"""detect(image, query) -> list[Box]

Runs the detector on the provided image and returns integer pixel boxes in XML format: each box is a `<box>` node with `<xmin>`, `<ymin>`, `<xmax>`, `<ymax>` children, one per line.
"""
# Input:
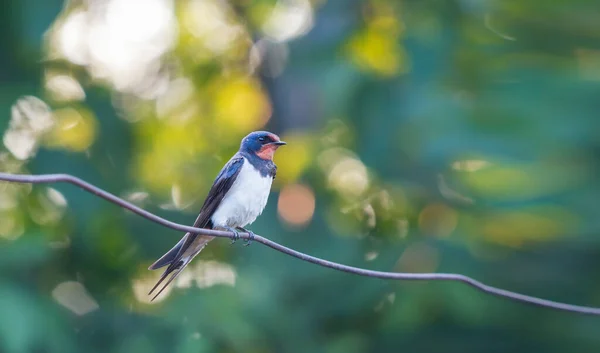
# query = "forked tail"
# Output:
<box><xmin>147</xmin><ymin>233</ymin><xmax>214</xmax><ymax>301</ymax></box>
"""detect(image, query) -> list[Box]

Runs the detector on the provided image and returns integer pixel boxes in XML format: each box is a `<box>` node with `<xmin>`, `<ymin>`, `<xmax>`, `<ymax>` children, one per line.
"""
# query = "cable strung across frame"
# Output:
<box><xmin>0</xmin><ymin>172</ymin><xmax>599</xmax><ymax>316</ymax></box>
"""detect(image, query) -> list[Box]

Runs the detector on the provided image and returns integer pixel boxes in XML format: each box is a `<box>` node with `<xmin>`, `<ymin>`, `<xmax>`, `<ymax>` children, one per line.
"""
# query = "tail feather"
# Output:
<box><xmin>148</xmin><ymin>236</ymin><xmax>186</xmax><ymax>270</ymax></box>
<box><xmin>148</xmin><ymin>262</ymin><xmax>178</xmax><ymax>296</ymax></box>
<box><xmin>148</xmin><ymin>260</ymin><xmax>187</xmax><ymax>301</ymax></box>
<box><xmin>147</xmin><ymin>234</ymin><xmax>214</xmax><ymax>301</ymax></box>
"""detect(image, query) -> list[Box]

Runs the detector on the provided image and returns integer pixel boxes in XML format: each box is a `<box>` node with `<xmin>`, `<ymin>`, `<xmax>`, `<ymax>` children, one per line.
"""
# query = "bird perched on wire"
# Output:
<box><xmin>148</xmin><ymin>131</ymin><xmax>286</xmax><ymax>300</ymax></box>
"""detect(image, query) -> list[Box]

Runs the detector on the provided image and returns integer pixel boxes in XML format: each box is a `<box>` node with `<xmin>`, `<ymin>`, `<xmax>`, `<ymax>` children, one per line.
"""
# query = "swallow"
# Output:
<box><xmin>147</xmin><ymin>131</ymin><xmax>286</xmax><ymax>300</ymax></box>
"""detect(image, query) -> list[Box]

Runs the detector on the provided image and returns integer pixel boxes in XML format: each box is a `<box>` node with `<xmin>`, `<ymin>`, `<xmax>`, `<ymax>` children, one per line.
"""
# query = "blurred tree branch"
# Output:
<box><xmin>0</xmin><ymin>171</ymin><xmax>599</xmax><ymax>316</ymax></box>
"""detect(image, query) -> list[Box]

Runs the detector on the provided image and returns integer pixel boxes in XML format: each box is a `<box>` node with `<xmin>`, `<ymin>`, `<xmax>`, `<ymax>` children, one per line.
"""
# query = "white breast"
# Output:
<box><xmin>211</xmin><ymin>158</ymin><xmax>273</xmax><ymax>228</ymax></box>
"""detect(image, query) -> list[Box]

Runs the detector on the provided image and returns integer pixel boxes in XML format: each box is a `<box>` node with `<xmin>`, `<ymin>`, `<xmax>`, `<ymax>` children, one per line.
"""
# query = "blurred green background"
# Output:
<box><xmin>1</xmin><ymin>0</ymin><xmax>600</xmax><ymax>352</ymax></box>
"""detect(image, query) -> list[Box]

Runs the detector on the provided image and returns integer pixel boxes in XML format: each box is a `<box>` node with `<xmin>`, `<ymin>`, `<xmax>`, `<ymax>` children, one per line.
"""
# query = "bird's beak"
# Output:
<box><xmin>271</xmin><ymin>141</ymin><xmax>287</xmax><ymax>146</ymax></box>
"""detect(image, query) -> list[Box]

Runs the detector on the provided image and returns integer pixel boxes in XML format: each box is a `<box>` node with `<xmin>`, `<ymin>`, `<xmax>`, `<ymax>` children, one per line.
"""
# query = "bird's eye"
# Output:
<box><xmin>258</xmin><ymin>137</ymin><xmax>266</xmax><ymax>142</ymax></box>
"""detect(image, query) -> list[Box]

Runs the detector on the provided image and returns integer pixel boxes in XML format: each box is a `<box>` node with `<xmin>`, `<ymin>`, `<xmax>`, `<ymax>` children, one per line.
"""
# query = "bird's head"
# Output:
<box><xmin>240</xmin><ymin>131</ymin><xmax>286</xmax><ymax>160</ymax></box>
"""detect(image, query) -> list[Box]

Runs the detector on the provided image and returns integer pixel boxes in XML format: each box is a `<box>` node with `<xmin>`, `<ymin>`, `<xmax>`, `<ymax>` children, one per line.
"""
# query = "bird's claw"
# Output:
<box><xmin>243</xmin><ymin>230</ymin><xmax>255</xmax><ymax>247</ymax></box>
<box><xmin>228</xmin><ymin>227</ymin><xmax>254</xmax><ymax>246</ymax></box>
<box><xmin>235</xmin><ymin>227</ymin><xmax>255</xmax><ymax>246</ymax></box>
<box><xmin>226</xmin><ymin>227</ymin><xmax>240</xmax><ymax>244</ymax></box>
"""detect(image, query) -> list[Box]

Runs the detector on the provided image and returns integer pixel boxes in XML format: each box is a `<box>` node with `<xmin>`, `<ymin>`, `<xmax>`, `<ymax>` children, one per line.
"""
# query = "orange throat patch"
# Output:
<box><xmin>257</xmin><ymin>144</ymin><xmax>278</xmax><ymax>160</ymax></box>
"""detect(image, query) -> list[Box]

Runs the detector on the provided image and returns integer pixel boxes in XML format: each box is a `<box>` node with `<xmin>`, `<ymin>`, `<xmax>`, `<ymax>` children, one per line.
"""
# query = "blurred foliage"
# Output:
<box><xmin>1</xmin><ymin>0</ymin><xmax>600</xmax><ymax>352</ymax></box>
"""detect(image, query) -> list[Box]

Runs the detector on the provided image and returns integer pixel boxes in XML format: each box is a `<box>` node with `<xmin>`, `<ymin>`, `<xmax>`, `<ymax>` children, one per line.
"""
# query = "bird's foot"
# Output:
<box><xmin>225</xmin><ymin>227</ymin><xmax>240</xmax><ymax>244</ymax></box>
<box><xmin>237</xmin><ymin>227</ymin><xmax>255</xmax><ymax>246</ymax></box>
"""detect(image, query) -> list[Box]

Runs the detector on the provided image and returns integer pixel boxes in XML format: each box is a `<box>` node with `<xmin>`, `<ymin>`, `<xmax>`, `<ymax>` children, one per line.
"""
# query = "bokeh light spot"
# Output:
<box><xmin>365</xmin><ymin>251</ymin><xmax>379</xmax><ymax>261</ymax></box>
<box><xmin>44</xmin><ymin>107</ymin><xmax>97</xmax><ymax>152</ymax></box>
<box><xmin>278</xmin><ymin>183</ymin><xmax>316</xmax><ymax>228</ymax></box>
<box><xmin>479</xmin><ymin>206</ymin><xmax>578</xmax><ymax>247</ymax></box>
<box><xmin>52</xmin><ymin>0</ymin><xmax>177</xmax><ymax>96</ymax></box>
<box><xmin>132</xmin><ymin>260</ymin><xmax>236</xmax><ymax>304</ymax></box>
<box><xmin>134</xmin><ymin>116</ymin><xmax>208</xmax><ymax>194</ymax></box>
<box><xmin>183</xmin><ymin>0</ymin><xmax>244</xmax><ymax>55</ymax></box>
<box><xmin>0</xmin><ymin>209</ymin><xmax>24</xmax><ymax>240</ymax></box>
<box><xmin>4</xmin><ymin>96</ymin><xmax>54</xmax><ymax>160</ymax></box>
<box><xmin>273</xmin><ymin>133</ymin><xmax>313</xmax><ymax>183</ymax></box>
<box><xmin>460</xmin><ymin>160</ymin><xmax>591</xmax><ymax>201</ymax></box>
<box><xmin>45</xmin><ymin>73</ymin><xmax>86</xmax><ymax>102</ymax></box>
<box><xmin>345</xmin><ymin>9</ymin><xmax>407</xmax><ymax>77</ymax></box>
<box><xmin>52</xmin><ymin>281</ymin><xmax>99</xmax><ymax>316</ymax></box>
<box><xmin>395</xmin><ymin>242</ymin><xmax>439</xmax><ymax>274</ymax></box>
<box><xmin>327</xmin><ymin>157</ymin><xmax>369</xmax><ymax>198</ymax></box>
<box><xmin>262</xmin><ymin>0</ymin><xmax>314</xmax><ymax>42</ymax></box>
<box><xmin>29</xmin><ymin>188</ymin><xmax>68</xmax><ymax>226</ymax></box>
<box><xmin>213</xmin><ymin>76</ymin><xmax>272</xmax><ymax>134</ymax></box>
<box><xmin>451</xmin><ymin>159</ymin><xmax>491</xmax><ymax>172</ymax></box>
<box><xmin>418</xmin><ymin>203</ymin><xmax>458</xmax><ymax>238</ymax></box>
<box><xmin>57</xmin><ymin>10</ymin><xmax>88</xmax><ymax>65</ymax></box>
<box><xmin>132</xmin><ymin>272</ymin><xmax>172</xmax><ymax>304</ymax></box>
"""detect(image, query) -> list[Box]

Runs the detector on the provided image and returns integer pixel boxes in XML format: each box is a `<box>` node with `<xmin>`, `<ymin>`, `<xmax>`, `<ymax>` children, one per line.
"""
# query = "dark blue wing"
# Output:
<box><xmin>192</xmin><ymin>154</ymin><xmax>244</xmax><ymax>228</ymax></box>
<box><xmin>148</xmin><ymin>155</ymin><xmax>244</xmax><ymax>271</ymax></box>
